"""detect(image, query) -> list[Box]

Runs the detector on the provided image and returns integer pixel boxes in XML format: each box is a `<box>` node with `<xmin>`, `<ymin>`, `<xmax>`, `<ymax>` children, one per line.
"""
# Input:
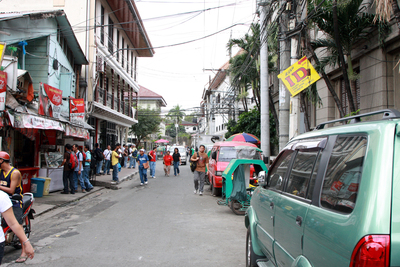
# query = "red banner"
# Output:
<box><xmin>70</xmin><ymin>98</ymin><xmax>85</xmax><ymax>126</ymax></box>
<box><xmin>39</xmin><ymin>83</ymin><xmax>62</xmax><ymax>118</ymax></box>
<box><xmin>0</xmin><ymin>71</ymin><xmax>7</xmax><ymax>111</ymax></box>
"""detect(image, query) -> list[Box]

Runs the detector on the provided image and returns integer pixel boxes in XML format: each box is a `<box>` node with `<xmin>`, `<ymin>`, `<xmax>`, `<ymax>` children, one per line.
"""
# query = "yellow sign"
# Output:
<box><xmin>277</xmin><ymin>56</ymin><xmax>320</xmax><ymax>97</ymax></box>
<box><xmin>0</xmin><ymin>43</ymin><xmax>5</xmax><ymax>65</ymax></box>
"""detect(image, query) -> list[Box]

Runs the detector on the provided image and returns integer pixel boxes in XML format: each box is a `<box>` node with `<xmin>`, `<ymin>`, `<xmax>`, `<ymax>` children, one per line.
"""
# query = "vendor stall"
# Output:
<box><xmin>38</xmin><ymin>151</ymin><xmax>64</xmax><ymax>192</ymax></box>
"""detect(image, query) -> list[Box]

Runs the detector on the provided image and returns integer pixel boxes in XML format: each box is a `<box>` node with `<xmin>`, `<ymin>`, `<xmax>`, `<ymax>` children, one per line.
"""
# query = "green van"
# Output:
<box><xmin>245</xmin><ymin>109</ymin><xmax>400</xmax><ymax>267</ymax></box>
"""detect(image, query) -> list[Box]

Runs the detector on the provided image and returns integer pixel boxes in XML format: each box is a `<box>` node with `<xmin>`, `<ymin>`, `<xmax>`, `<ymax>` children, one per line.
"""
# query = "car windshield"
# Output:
<box><xmin>169</xmin><ymin>147</ymin><xmax>185</xmax><ymax>155</ymax></box>
<box><xmin>218</xmin><ymin>147</ymin><xmax>260</xmax><ymax>162</ymax></box>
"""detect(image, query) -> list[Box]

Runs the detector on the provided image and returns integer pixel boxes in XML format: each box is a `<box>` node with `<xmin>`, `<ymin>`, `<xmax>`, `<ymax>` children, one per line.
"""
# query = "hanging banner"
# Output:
<box><xmin>277</xmin><ymin>56</ymin><xmax>321</xmax><ymax>97</ymax></box>
<box><xmin>38</xmin><ymin>83</ymin><xmax>63</xmax><ymax>119</ymax></box>
<box><xmin>14</xmin><ymin>113</ymin><xmax>64</xmax><ymax>131</ymax></box>
<box><xmin>69</xmin><ymin>98</ymin><xmax>85</xmax><ymax>126</ymax></box>
<box><xmin>0</xmin><ymin>71</ymin><xmax>6</xmax><ymax>111</ymax></box>
<box><xmin>65</xmin><ymin>124</ymin><xmax>89</xmax><ymax>140</ymax></box>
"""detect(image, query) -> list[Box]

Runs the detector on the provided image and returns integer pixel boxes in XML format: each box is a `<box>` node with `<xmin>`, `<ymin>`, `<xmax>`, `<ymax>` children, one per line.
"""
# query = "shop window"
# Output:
<box><xmin>268</xmin><ymin>150</ymin><xmax>294</xmax><ymax>191</ymax></box>
<box><xmin>285</xmin><ymin>150</ymin><xmax>319</xmax><ymax>198</ymax></box>
<box><xmin>320</xmin><ymin>135</ymin><xmax>367</xmax><ymax>213</ymax></box>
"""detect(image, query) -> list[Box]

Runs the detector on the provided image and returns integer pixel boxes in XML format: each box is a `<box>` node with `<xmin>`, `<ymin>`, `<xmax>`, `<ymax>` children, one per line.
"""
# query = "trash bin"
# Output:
<box><xmin>31</xmin><ymin>178</ymin><xmax>45</xmax><ymax>198</ymax></box>
<box><xmin>40</xmin><ymin>177</ymin><xmax>52</xmax><ymax>196</ymax></box>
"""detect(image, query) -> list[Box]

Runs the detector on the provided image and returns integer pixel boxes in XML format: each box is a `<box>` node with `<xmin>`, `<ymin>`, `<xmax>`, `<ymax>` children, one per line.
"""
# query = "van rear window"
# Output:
<box><xmin>320</xmin><ymin>135</ymin><xmax>367</xmax><ymax>213</ymax></box>
<box><xmin>218</xmin><ymin>147</ymin><xmax>260</xmax><ymax>162</ymax></box>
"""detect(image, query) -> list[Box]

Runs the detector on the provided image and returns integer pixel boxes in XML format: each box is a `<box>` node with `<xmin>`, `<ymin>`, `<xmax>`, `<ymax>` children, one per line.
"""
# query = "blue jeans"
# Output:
<box><xmin>96</xmin><ymin>160</ymin><xmax>103</xmax><ymax>174</ymax></box>
<box><xmin>128</xmin><ymin>156</ymin><xmax>135</xmax><ymax>168</ymax></box>
<box><xmin>83</xmin><ymin>166</ymin><xmax>93</xmax><ymax>190</ymax></box>
<box><xmin>103</xmin><ymin>160</ymin><xmax>111</xmax><ymax>174</ymax></box>
<box><xmin>124</xmin><ymin>156</ymin><xmax>128</xmax><ymax>167</ymax></box>
<box><xmin>112</xmin><ymin>164</ymin><xmax>119</xmax><ymax>181</ymax></box>
<box><xmin>139</xmin><ymin>165</ymin><xmax>148</xmax><ymax>183</ymax></box>
<box><xmin>173</xmin><ymin>162</ymin><xmax>180</xmax><ymax>176</ymax></box>
<box><xmin>63</xmin><ymin>170</ymin><xmax>74</xmax><ymax>193</ymax></box>
<box><xmin>73</xmin><ymin>171</ymin><xmax>81</xmax><ymax>191</ymax></box>
<box><xmin>150</xmin><ymin>161</ymin><xmax>156</xmax><ymax>177</ymax></box>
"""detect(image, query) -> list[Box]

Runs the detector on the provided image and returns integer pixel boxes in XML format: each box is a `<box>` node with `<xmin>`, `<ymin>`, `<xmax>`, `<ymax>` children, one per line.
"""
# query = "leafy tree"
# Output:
<box><xmin>225</xmin><ymin>107</ymin><xmax>278</xmax><ymax>154</ymax></box>
<box><xmin>129</xmin><ymin>107</ymin><xmax>162</xmax><ymax>146</ymax></box>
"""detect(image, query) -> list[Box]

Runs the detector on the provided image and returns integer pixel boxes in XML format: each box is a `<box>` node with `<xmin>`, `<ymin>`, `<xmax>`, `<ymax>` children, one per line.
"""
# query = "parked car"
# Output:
<box><xmin>208</xmin><ymin>141</ymin><xmax>261</xmax><ymax>196</ymax></box>
<box><xmin>168</xmin><ymin>146</ymin><xmax>187</xmax><ymax>165</ymax></box>
<box><xmin>245</xmin><ymin>109</ymin><xmax>400</xmax><ymax>267</ymax></box>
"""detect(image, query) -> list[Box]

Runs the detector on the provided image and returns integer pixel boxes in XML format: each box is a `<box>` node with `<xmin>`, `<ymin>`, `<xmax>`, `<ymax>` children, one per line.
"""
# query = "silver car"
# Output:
<box><xmin>168</xmin><ymin>146</ymin><xmax>187</xmax><ymax>165</ymax></box>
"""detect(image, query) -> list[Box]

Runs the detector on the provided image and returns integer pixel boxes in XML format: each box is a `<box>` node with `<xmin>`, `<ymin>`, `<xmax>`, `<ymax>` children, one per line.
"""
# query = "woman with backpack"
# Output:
<box><xmin>129</xmin><ymin>144</ymin><xmax>138</xmax><ymax>169</ymax></box>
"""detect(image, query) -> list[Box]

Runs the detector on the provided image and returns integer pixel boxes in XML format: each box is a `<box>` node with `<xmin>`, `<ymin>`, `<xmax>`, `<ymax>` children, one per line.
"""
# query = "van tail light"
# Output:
<box><xmin>350</xmin><ymin>235</ymin><xmax>390</xmax><ymax>267</ymax></box>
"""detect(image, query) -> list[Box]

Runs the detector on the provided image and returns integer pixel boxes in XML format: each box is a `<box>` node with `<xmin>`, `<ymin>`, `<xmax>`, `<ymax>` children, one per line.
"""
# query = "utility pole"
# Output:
<box><xmin>259</xmin><ymin>3</ymin><xmax>270</xmax><ymax>162</ymax></box>
<box><xmin>279</xmin><ymin>0</ymin><xmax>291</xmax><ymax>151</ymax></box>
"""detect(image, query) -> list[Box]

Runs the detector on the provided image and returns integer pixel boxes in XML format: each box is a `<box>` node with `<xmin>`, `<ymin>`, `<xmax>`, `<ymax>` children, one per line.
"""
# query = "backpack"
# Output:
<box><xmin>68</xmin><ymin>151</ymin><xmax>79</xmax><ymax>170</ymax></box>
<box><xmin>190</xmin><ymin>152</ymin><xmax>198</xmax><ymax>172</ymax></box>
<box><xmin>132</xmin><ymin>149</ymin><xmax>138</xmax><ymax>157</ymax></box>
<box><xmin>95</xmin><ymin>148</ymin><xmax>104</xmax><ymax>160</ymax></box>
<box><xmin>90</xmin><ymin>151</ymin><xmax>97</xmax><ymax>169</ymax></box>
<box><xmin>77</xmin><ymin>151</ymin><xmax>86</xmax><ymax>162</ymax></box>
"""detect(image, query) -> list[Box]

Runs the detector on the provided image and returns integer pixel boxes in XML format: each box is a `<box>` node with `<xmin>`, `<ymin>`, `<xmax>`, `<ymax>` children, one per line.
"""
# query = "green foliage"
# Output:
<box><xmin>129</xmin><ymin>107</ymin><xmax>162</xmax><ymax>146</ymax></box>
<box><xmin>167</xmin><ymin>105</ymin><xmax>185</xmax><ymax>124</ymax></box>
<box><xmin>165</xmin><ymin>125</ymin><xmax>185</xmax><ymax>138</ymax></box>
<box><xmin>225</xmin><ymin>108</ymin><xmax>278</xmax><ymax>148</ymax></box>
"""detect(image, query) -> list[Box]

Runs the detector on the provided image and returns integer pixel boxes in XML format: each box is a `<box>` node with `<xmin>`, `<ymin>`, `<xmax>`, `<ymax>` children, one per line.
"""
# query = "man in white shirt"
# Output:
<box><xmin>103</xmin><ymin>145</ymin><xmax>112</xmax><ymax>175</ymax></box>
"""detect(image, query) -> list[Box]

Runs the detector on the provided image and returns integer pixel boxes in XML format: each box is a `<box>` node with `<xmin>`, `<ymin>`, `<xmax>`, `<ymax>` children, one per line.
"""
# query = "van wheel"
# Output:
<box><xmin>246</xmin><ymin>228</ymin><xmax>264</xmax><ymax>267</ymax></box>
<box><xmin>230</xmin><ymin>200</ymin><xmax>246</xmax><ymax>215</ymax></box>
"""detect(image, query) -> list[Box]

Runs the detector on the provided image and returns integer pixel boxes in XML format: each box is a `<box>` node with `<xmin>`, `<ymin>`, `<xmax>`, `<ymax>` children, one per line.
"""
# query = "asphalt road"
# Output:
<box><xmin>3</xmin><ymin>161</ymin><xmax>247</xmax><ymax>266</ymax></box>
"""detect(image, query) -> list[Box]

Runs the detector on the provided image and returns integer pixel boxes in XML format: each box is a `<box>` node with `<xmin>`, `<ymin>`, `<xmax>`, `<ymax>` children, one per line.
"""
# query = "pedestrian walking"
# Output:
<box><xmin>0</xmin><ymin>151</ymin><xmax>30</xmax><ymax>263</ymax></box>
<box><xmin>0</xmin><ymin>190</ymin><xmax>34</xmax><ymax>264</ymax></box>
<box><xmin>137</xmin><ymin>149</ymin><xmax>149</xmax><ymax>185</ymax></box>
<box><xmin>128</xmin><ymin>144</ymin><xmax>136</xmax><ymax>168</ymax></box>
<box><xmin>191</xmin><ymin>145</ymin><xmax>209</xmax><ymax>196</ymax></box>
<box><xmin>59</xmin><ymin>144</ymin><xmax>75</xmax><ymax>194</ymax></box>
<box><xmin>149</xmin><ymin>147</ymin><xmax>157</xmax><ymax>178</ymax></box>
<box><xmin>172</xmin><ymin>147</ymin><xmax>181</xmax><ymax>176</ymax></box>
<box><xmin>111</xmin><ymin>144</ymin><xmax>120</xmax><ymax>184</ymax></box>
<box><xmin>83</xmin><ymin>145</ymin><xmax>94</xmax><ymax>191</ymax></box>
<box><xmin>103</xmin><ymin>145</ymin><xmax>111</xmax><ymax>175</ymax></box>
<box><xmin>163</xmin><ymin>150</ymin><xmax>173</xmax><ymax>176</ymax></box>
<box><xmin>93</xmin><ymin>143</ymin><xmax>104</xmax><ymax>176</ymax></box>
<box><xmin>72</xmin><ymin>144</ymin><xmax>83</xmax><ymax>192</ymax></box>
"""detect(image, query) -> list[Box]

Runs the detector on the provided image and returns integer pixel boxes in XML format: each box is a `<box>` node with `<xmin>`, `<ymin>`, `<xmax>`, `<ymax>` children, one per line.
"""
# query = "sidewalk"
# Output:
<box><xmin>33</xmin><ymin>166</ymin><xmax>139</xmax><ymax>216</ymax></box>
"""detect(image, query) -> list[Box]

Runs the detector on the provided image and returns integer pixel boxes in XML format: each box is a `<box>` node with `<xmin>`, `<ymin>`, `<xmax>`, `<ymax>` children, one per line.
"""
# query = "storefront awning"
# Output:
<box><xmin>64</xmin><ymin>124</ymin><xmax>89</xmax><ymax>140</ymax></box>
<box><xmin>14</xmin><ymin>113</ymin><xmax>65</xmax><ymax>131</ymax></box>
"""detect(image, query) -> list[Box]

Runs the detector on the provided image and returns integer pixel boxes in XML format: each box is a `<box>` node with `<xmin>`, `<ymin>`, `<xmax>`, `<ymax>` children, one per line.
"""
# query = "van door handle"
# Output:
<box><xmin>270</xmin><ymin>203</ymin><xmax>274</xmax><ymax>209</ymax></box>
<box><xmin>296</xmin><ymin>215</ymin><xmax>302</xmax><ymax>227</ymax></box>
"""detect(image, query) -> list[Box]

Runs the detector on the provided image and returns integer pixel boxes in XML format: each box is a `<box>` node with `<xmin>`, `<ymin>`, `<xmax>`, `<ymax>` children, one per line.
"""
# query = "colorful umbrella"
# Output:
<box><xmin>155</xmin><ymin>139</ymin><xmax>169</xmax><ymax>143</ymax></box>
<box><xmin>226</xmin><ymin>133</ymin><xmax>260</xmax><ymax>144</ymax></box>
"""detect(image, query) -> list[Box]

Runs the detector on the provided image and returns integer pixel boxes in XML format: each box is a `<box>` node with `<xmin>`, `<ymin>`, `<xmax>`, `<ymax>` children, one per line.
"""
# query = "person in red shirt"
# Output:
<box><xmin>163</xmin><ymin>151</ymin><xmax>173</xmax><ymax>176</ymax></box>
<box><xmin>148</xmin><ymin>147</ymin><xmax>157</xmax><ymax>178</ymax></box>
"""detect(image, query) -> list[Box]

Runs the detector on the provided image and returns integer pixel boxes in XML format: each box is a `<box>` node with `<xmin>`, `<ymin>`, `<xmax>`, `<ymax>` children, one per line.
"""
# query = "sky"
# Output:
<box><xmin>135</xmin><ymin>0</ymin><xmax>257</xmax><ymax>114</ymax></box>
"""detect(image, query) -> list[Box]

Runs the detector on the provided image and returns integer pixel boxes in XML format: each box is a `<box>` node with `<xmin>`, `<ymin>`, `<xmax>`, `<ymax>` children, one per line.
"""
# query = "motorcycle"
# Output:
<box><xmin>1</xmin><ymin>193</ymin><xmax>35</xmax><ymax>249</ymax></box>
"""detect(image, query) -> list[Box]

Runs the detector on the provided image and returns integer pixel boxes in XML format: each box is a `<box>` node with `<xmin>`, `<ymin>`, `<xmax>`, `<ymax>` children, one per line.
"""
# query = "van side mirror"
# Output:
<box><xmin>257</xmin><ymin>171</ymin><xmax>267</xmax><ymax>185</ymax></box>
<box><xmin>212</xmin><ymin>151</ymin><xmax>217</xmax><ymax>160</ymax></box>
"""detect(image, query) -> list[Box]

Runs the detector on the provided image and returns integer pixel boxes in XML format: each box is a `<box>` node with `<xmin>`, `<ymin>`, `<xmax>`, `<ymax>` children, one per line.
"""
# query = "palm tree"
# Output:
<box><xmin>167</xmin><ymin>105</ymin><xmax>185</xmax><ymax>125</ymax></box>
<box><xmin>374</xmin><ymin>0</ymin><xmax>400</xmax><ymax>26</ymax></box>
<box><xmin>309</xmin><ymin>0</ymin><xmax>390</xmax><ymax>114</ymax></box>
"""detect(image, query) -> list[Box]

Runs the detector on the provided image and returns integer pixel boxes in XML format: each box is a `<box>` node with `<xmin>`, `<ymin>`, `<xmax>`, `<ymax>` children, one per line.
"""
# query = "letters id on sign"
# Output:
<box><xmin>277</xmin><ymin>56</ymin><xmax>320</xmax><ymax>97</ymax></box>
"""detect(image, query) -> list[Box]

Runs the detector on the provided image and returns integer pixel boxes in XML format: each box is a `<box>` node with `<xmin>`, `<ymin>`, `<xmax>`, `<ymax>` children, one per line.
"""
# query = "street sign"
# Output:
<box><xmin>277</xmin><ymin>56</ymin><xmax>320</xmax><ymax>97</ymax></box>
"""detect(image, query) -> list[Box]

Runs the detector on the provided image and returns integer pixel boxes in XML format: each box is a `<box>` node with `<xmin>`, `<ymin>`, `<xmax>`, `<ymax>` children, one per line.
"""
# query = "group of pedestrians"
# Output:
<box><xmin>59</xmin><ymin>144</ymin><xmax>94</xmax><ymax>194</ymax></box>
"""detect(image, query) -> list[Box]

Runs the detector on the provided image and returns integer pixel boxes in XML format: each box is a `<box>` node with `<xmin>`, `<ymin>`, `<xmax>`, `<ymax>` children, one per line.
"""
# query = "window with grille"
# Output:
<box><xmin>100</xmin><ymin>6</ymin><xmax>104</xmax><ymax>45</ymax></box>
<box><xmin>116</xmin><ymin>31</ymin><xmax>120</xmax><ymax>62</ymax></box>
<box><xmin>122</xmin><ymin>38</ymin><xmax>125</xmax><ymax>68</ymax></box>
<box><xmin>108</xmin><ymin>18</ymin><xmax>113</xmax><ymax>54</ymax></box>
